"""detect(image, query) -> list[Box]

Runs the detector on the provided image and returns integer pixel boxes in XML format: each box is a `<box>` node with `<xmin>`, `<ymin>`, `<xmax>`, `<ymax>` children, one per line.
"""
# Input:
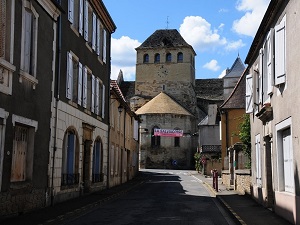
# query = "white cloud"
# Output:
<box><xmin>203</xmin><ymin>59</ymin><xmax>220</xmax><ymax>71</ymax></box>
<box><xmin>110</xmin><ymin>36</ymin><xmax>141</xmax><ymax>80</ymax></box>
<box><xmin>179</xmin><ymin>16</ymin><xmax>227</xmax><ymax>52</ymax></box>
<box><xmin>233</xmin><ymin>0</ymin><xmax>270</xmax><ymax>37</ymax></box>
<box><xmin>225</xmin><ymin>39</ymin><xmax>245</xmax><ymax>51</ymax></box>
<box><xmin>218</xmin><ymin>69</ymin><xmax>227</xmax><ymax>78</ymax></box>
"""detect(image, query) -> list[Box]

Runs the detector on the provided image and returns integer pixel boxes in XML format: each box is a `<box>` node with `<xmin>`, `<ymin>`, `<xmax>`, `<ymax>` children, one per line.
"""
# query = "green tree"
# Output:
<box><xmin>238</xmin><ymin>114</ymin><xmax>251</xmax><ymax>167</ymax></box>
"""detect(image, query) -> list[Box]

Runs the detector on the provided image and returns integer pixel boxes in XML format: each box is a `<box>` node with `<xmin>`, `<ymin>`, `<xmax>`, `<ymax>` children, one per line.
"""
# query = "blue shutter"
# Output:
<box><xmin>67</xmin><ymin>133</ymin><xmax>75</xmax><ymax>174</ymax></box>
<box><xmin>78</xmin><ymin>62</ymin><xmax>83</xmax><ymax>105</ymax></box>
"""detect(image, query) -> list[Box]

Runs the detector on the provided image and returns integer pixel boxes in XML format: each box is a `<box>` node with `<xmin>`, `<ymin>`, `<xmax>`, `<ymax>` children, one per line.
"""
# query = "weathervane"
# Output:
<box><xmin>166</xmin><ymin>16</ymin><xmax>169</xmax><ymax>29</ymax></box>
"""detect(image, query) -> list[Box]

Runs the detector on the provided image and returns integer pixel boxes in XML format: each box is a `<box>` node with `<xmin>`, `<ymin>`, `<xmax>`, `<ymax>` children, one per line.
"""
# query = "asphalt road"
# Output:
<box><xmin>61</xmin><ymin>169</ymin><xmax>237</xmax><ymax>225</ymax></box>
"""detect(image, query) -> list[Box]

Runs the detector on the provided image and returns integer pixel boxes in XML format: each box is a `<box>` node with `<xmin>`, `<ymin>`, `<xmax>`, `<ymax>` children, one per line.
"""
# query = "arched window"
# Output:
<box><xmin>62</xmin><ymin>129</ymin><xmax>79</xmax><ymax>186</ymax></box>
<box><xmin>174</xmin><ymin>128</ymin><xmax>180</xmax><ymax>147</ymax></box>
<box><xmin>151</xmin><ymin>126</ymin><xmax>160</xmax><ymax>147</ymax></box>
<box><xmin>177</xmin><ymin>52</ymin><xmax>183</xmax><ymax>62</ymax></box>
<box><xmin>166</xmin><ymin>53</ymin><xmax>172</xmax><ymax>62</ymax></box>
<box><xmin>143</xmin><ymin>54</ymin><xmax>149</xmax><ymax>63</ymax></box>
<box><xmin>92</xmin><ymin>138</ymin><xmax>103</xmax><ymax>182</ymax></box>
<box><xmin>154</xmin><ymin>53</ymin><xmax>160</xmax><ymax>63</ymax></box>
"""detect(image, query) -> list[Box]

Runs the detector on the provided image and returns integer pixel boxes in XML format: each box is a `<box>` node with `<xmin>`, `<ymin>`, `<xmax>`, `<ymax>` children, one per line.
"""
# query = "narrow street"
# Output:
<box><xmin>57</xmin><ymin>169</ymin><xmax>236</xmax><ymax>225</ymax></box>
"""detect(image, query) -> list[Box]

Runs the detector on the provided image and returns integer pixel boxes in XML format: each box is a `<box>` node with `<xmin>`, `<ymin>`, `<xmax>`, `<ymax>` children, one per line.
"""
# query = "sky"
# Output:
<box><xmin>102</xmin><ymin>0</ymin><xmax>271</xmax><ymax>81</ymax></box>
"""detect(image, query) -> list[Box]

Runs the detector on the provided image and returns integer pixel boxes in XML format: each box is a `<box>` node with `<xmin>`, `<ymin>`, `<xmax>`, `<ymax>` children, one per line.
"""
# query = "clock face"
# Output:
<box><xmin>157</xmin><ymin>65</ymin><xmax>168</xmax><ymax>77</ymax></box>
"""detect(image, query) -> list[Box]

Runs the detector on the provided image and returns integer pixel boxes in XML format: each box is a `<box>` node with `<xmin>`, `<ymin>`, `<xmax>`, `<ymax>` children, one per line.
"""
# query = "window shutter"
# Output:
<box><xmin>102</xmin><ymin>85</ymin><xmax>105</xmax><ymax>118</ymax></box>
<box><xmin>258</xmin><ymin>49</ymin><xmax>263</xmax><ymax>104</ymax></box>
<box><xmin>255</xmin><ymin>134</ymin><xmax>262</xmax><ymax>187</ymax></box>
<box><xmin>83</xmin><ymin>67</ymin><xmax>87</xmax><ymax>108</ymax></box>
<box><xmin>24</xmin><ymin>10</ymin><xmax>32</xmax><ymax>73</ymax></box>
<box><xmin>267</xmin><ymin>29</ymin><xmax>274</xmax><ymax>94</ymax></box>
<box><xmin>283</xmin><ymin>129</ymin><xmax>293</xmax><ymax>193</ymax></box>
<box><xmin>77</xmin><ymin>62</ymin><xmax>83</xmax><ymax>105</ymax></box>
<box><xmin>95</xmin><ymin>79</ymin><xmax>99</xmax><ymax>115</ymax></box>
<box><xmin>84</xmin><ymin>0</ymin><xmax>88</xmax><ymax>41</ymax></box>
<box><xmin>245</xmin><ymin>74</ymin><xmax>253</xmax><ymax>114</ymax></box>
<box><xmin>0</xmin><ymin>0</ymin><xmax>6</xmax><ymax>58</ymax></box>
<box><xmin>68</xmin><ymin>0</ymin><xmax>74</xmax><ymax>23</ymax></box>
<box><xmin>275</xmin><ymin>15</ymin><xmax>286</xmax><ymax>85</ymax></box>
<box><xmin>79</xmin><ymin>0</ymin><xmax>83</xmax><ymax>35</ymax></box>
<box><xmin>91</xmin><ymin>74</ymin><xmax>95</xmax><ymax>113</ymax></box>
<box><xmin>66</xmin><ymin>52</ymin><xmax>73</xmax><ymax>100</ymax></box>
<box><xmin>103</xmin><ymin>29</ymin><xmax>107</xmax><ymax>63</ymax></box>
<box><xmin>96</xmin><ymin>18</ymin><xmax>101</xmax><ymax>55</ymax></box>
<box><xmin>92</xmin><ymin>13</ymin><xmax>96</xmax><ymax>51</ymax></box>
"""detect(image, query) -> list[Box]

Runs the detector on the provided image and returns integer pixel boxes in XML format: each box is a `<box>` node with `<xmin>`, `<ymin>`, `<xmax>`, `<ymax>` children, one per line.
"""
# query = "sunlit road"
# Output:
<box><xmin>62</xmin><ymin>169</ymin><xmax>236</xmax><ymax>225</ymax></box>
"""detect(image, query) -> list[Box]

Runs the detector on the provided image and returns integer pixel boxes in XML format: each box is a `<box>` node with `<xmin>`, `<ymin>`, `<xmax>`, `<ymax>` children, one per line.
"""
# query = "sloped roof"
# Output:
<box><xmin>220</xmin><ymin>70</ymin><xmax>246</xmax><ymax>109</ymax></box>
<box><xmin>136</xmin><ymin>29</ymin><xmax>194</xmax><ymax>52</ymax></box>
<box><xmin>110</xmin><ymin>80</ymin><xmax>125</xmax><ymax>102</ymax></box>
<box><xmin>223</xmin><ymin>56</ymin><xmax>245</xmax><ymax>78</ymax></box>
<box><xmin>135</xmin><ymin>92</ymin><xmax>192</xmax><ymax>116</ymax></box>
<box><xmin>195</xmin><ymin>79</ymin><xmax>224</xmax><ymax>101</ymax></box>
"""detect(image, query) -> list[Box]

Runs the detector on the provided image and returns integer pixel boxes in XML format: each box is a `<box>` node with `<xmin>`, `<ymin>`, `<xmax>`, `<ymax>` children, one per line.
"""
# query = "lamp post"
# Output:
<box><xmin>138</xmin><ymin>126</ymin><xmax>148</xmax><ymax>169</ymax></box>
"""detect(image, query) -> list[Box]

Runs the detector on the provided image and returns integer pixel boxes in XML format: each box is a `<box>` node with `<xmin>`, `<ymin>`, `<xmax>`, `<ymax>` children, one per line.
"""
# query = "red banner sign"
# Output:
<box><xmin>154</xmin><ymin>129</ymin><xmax>183</xmax><ymax>137</ymax></box>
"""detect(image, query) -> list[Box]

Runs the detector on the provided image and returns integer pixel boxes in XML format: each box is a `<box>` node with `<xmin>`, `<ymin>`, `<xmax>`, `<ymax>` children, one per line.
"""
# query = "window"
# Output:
<box><xmin>66</xmin><ymin>52</ymin><xmax>83</xmax><ymax>105</ymax></box>
<box><xmin>92</xmin><ymin>138</ymin><xmax>103</xmax><ymax>182</ymax></box>
<box><xmin>166</xmin><ymin>53</ymin><xmax>172</xmax><ymax>62</ymax></box>
<box><xmin>255</xmin><ymin>134</ymin><xmax>262</xmax><ymax>187</ymax></box>
<box><xmin>68</xmin><ymin>0</ymin><xmax>83</xmax><ymax>35</ymax></box>
<box><xmin>151</xmin><ymin>126</ymin><xmax>160</xmax><ymax>147</ymax></box>
<box><xmin>154</xmin><ymin>53</ymin><xmax>160</xmax><ymax>63</ymax></box>
<box><xmin>62</xmin><ymin>129</ymin><xmax>79</xmax><ymax>186</ymax></box>
<box><xmin>274</xmin><ymin>15</ymin><xmax>286</xmax><ymax>86</ymax></box>
<box><xmin>276</xmin><ymin>118</ymin><xmax>294</xmax><ymax>193</ymax></box>
<box><xmin>10</xmin><ymin>115</ymin><xmax>37</xmax><ymax>183</ymax></box>
<box><xmin>143</xmin><ymin>54</ymin><xmax>149</xmax><ymax>63</ymax></box>
<box><xmin>177</xmin><ymin>52</ymin><xmax>183</xmax><ymax>62</ymax></box>
<box><xmin>20</xmin><ymin>0</ymin><xmax>38</xmax><ymax>83</ymax></box>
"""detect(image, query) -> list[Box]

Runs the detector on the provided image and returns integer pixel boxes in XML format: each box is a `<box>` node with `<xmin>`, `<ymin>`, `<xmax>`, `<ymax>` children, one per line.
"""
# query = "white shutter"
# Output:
<box><xmin>255</xmin><ymin>134</ymin><xmax>262</xmax><ymax>187</ymax></box>
<box><xmin>245</xmin><ymin>74</ymin><xmax>253</xmax><ymax>114</ymax></box>
<box><xmin>267</xmin><ymin>29</ymin><xmax>274</xmax><ymax>95</ymax></box>
<box><xmin>96</xmin><ymin>18</ymin><xmax>101</xmax><ymax>55</ymax></box>
<box><xmin>78</xmin><ymin>62</ymin><xmax>83</xmax><ymax>105</ymax></box>
<box><xmin>91</xmin><ymin>75</ymin><xmax>95</xmax><ymax>113</ymax></box>
<box><xmin>68</xmin><ymin>0</ymin><xmax>74</xmax><ymax>23</ymax></box>
<box><xmin>79</xmin><ymin>0</ymin><xmax>83</xmax><ymax>35</ymax></box>
<box><xmin>103</xmin><ymin>29</ymin><xmax>107</xmax><ymax>63</ymax></box>
<box><xmin>95</xmin><ymin>79</ymin><xmax>99</xmax><ymax>115</ymax></box>
<box><xmin>83</xmin><ymin>67</ymin><xmax>87</xmax><ymax>108</ymax></box>
<box><xmin>275</xmin><ymin>15</ymin><xmax>286</xmax><ymax>85</ymax></box>
<box><xmin>92</xmin><ymin>13</ymin><xmax>96</xmax><ymax>51</ymax></box>
<box><xmin>102</xmin><ymin>85</ymin><xmax>105</xmax><ymax>118</ymax></box>
<box><xmin>84</xmin><ymin>0</ymin><xmax>88</xmax><ymax>41</ymax></box>
<box><xmin>258</xmin><ymin>49</ymin><xmax>263</xmax><ymax>104</ymax></box>
<box><xmin>283</xmin><ymin>129</ymin><xmax>293</xmax><ymax>193</ymax></box>
<box><xmin>66</xmin><ymin>52</ymin><xmax>73</xmax><ymax>100</ymax></box>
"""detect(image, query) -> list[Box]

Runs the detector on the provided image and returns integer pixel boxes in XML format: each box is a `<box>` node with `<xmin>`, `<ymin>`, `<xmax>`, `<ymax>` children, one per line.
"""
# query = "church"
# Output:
<box><xmin>118</xmin><ymin>29</ymin><xmax>244</xmax><ymax>169</ymax></box>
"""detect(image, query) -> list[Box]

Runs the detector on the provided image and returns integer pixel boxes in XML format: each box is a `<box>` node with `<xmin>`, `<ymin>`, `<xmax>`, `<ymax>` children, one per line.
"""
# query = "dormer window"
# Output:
<box><xmin>143</xmin><ymin>54</ymin><xmax>149</xmax><ymax>63</ymax></box>
<box><xmin>154</xmin><ymin>53</ymin><xmax>160</xmax><ymax>63</ymax></box>
<box><xmin>166</xmin><ymin>53</ymin><xmax>172</xmax><ymax>62</ymax></box>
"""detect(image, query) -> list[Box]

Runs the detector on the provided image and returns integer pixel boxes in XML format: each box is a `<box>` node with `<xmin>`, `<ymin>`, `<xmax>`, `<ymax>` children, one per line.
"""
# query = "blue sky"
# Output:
<box><xmin>102</xmin><ymin>0</ymin><xmax>271</xmax><ymax>81</ymax></box>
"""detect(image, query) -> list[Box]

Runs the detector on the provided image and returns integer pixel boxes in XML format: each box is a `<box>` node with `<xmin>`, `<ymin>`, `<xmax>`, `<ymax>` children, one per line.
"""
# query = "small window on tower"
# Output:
<box><xmin>177</xmin><ymin>52</ymin><xmax>183</xmax><ymax>62</ymax></box>
<box><xmin>166</xmin><ymin>53</ymin><xmax>172</xmax><ymax>62</ymax></box>
<box><xmin>154</xmin><ymin>53</ymin><xmax>160</xmax><ymax>63</ymax></box>
<box><xmin>143</xmin><ymin>54</ymin><xmax>149</xmax><ymax>63</ymax></box>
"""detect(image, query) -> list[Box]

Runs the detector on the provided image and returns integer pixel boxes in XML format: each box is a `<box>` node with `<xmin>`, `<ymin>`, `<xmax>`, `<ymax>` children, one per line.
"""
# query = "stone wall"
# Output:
<box><xmin>235</xmin><ymin>170</ymin><xmax>251</xmax><ymax>195</ymax></box>
<box><xmin>222</xmin><ymin>170</ymin><xmax>231</xmax><ymax>187</ymax></box>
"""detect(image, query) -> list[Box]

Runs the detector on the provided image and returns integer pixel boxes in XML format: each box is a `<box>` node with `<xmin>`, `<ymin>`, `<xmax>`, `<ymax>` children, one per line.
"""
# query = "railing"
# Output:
<box><xmin>201</xmin><ymin>145</ymin><xmax>221</xmax><ymax>153</ymax></box>
<box><xmin>61</xmin><ymin>173</ymin><xmax>79</xmax><ymax>186</ymax></box>
<box><xmin>92</xmin><ymin>173</ymin><xmax>104</xmax><ymax>183</ymax></box>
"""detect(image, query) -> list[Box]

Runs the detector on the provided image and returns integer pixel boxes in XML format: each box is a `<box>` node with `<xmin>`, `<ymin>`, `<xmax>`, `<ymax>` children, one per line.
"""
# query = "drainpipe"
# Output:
<box><xmin>51</xmin><ymin>2</ymin><xmax>62</xmax><ymax>206</ymax></box>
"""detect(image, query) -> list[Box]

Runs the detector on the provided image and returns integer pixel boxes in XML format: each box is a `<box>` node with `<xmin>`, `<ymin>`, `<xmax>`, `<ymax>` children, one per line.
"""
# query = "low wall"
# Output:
<box><xmin>235</xmin><ymin>169</ymin><xmax>251</xmax><ymax>195</ymax></box>
<box><xmin>222</xmin><ymin>170</ymin><xmax>231</xmax><ymax>187</ymax></box>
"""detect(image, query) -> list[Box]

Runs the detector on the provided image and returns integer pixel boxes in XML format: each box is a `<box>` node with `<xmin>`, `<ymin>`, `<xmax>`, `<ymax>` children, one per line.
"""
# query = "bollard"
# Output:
<box><xmin>212</xmin><ymin>169</ymin><xmax>218</xmax><ymax>192</ymax></box>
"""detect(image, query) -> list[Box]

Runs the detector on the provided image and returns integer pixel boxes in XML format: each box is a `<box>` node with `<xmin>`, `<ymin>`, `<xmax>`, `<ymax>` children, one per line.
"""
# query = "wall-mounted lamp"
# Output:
<box><xmin>118</xmin><ymin>104</ymin><xmax>123</xmax><ymax>113</ymax></box>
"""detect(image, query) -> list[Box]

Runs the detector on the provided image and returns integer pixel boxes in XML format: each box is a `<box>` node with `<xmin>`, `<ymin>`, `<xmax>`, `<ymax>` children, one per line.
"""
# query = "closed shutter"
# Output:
<box><xmin>0</xmin><ymin>0</ymin><xmax>6</xmax><ymax>58</ymax></box>
<box><xmin>91</xmin><ymin>75</ymin><xmax>95</xmax><ymax>113</ymax></box>
<box><xmin>255</xmin><ymin>134</ymin><xmax>262</xmax><ymax>187</ymax></box>
<box><xmin>245</xmin><ymin>74</ymin><xmax>253</xmax><ymax>113</ymax></box>
<box><xmin>84</xmin><ymin>0</ymin><xmax>88</xmax><ymax>41</ymax></box>
<box><xmin>66</xmin><ymin>52</ymin><xmax>73</xmax><ymax>100</ymax></box>
<box><xmin>24</xmin><ymin>10</ymin><xmax>32</xmax><ymax>73</ymax></box>
<box><xmin>83</xmin><ymin>67</ymin><xmax>87</xmax><ymax>108</ymax></box>
<box><xmin>92</xmin><ymin>13</ymin><xmax>96</xmax><ymax>51</ymax></box>
<box><xmin>275</xmin><ymin>15</ymin><xmax>286</xmax><ymax>85</ymax></box>
<box><xmin>77</xmin><ymin>62</ymin><xmax>83</xmax><ymax>105</ymax></box>
<box><xmin>68</xmin><ymin>0</ymin><xmax>74</xmax><ymax>23</ymax></box>
<box><xmin>103</xmin><ymin>29</ymin><xmax>106</xmax><ymax>63</ymax></box>
<box><xmin>79</xmin><ymin>0</ymin><xmax>83</xmax><ymax>35</ymax></box>
<box><xmin>267</xmin><ymin>29</ymin><xmax>274</xmax><ymax>94</ymax></box>
<box><xmin>102</xmin><ymin>85</ymin><xmax>105</xmax><ymax>118</ymax></box>
<box><xmin>96</xmin><ymin>18</ymin><xmax>101</xmax><ymax>55</ymax></box>
<box><xmin>95</xmin><ymin>79</ymin><xmax>99</xmax><ymax>115</ymax></box>
<box><xmin>258</xmin><ymin>49</ymin><xmax>263</xmax><ymax>104</ymax></box>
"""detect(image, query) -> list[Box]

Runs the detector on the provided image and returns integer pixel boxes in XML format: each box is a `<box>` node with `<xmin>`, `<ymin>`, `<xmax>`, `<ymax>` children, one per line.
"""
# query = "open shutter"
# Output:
<box><xmin>103</xmin><ymin>29</ymin><xmax>107</xmax><ymax>63</ymax></box>
<box><xmin>258</xmin><ymin>49</ymin><xmax>263</xmax><ymax>104</ymax></box>
<box><xmin>255</xmin><ymin>134</ymin><xmax>262</xmax><ymax>187</ymax></box>
<box><xmin>267</xmin><ymin>29</ymin><xmax>274</xmax><ymax>94</ymax></box>
<box><xmin>95</xmin><ymin>79</ymin><xmax>99</xmax><ymax>115</ymax></box>
<box><xmin>84</xmin><ymin>0</ymin><xmax>88</xmax><ymax>41</ymax></box>
<box><xmin>79</xmin><ymin>0</ymin><xmax>83</xmax><ymax>35</ymax></box>
<box><xmin>83</xmin><ymin>67</ymin><xmax>87</xmax><ymax>108</ymax></box>
<box><xmin>66</xmin><ymin>52</ymin><xmax>73</xmax><ymax>100</ymax></box>
<box><xmin>92</xmin><ymin>13</ymin><xmax>96</xmax><ymax>51</ymax></box>
<box><xmin>275</xmin><ymin>15</ymin><xmax>286</xmax><ymax>85</ymax></box>
<box><xmin>102</xmin><ymin>85</ymin><xmax>105</xmax><ymax>118</ymax></box>
<box><xmin>78</xmin><ymin>62</ymin><xmax>83</xmax><ymax>105</ymax></box>
<box><xmin>245</xmin><ymin>74</ymin><xmax>253</xmax><ymax>114</ymax></box>
<box><xmin>91</xmin><ymin>75</ymin><xmax>95</xmax><ymax>113</ymax></box>
<box><xmin>24</xmin><ymin>10</ymin><xmax>32</xmax><ymax>73</ymax></box>
<box><xmin>96</xmin><ymin>18</ymin><xmax>101</xmax><ymax>55</ymax></box>
<box><xmin>68</xmin><ymin>0</ymin><xmax>74</xmax><ymax>23</ymax></box>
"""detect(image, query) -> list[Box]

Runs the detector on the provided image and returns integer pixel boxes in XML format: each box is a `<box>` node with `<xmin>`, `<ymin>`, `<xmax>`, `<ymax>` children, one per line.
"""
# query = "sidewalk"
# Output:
<box><xmin>190</xmin><ymin>171</ymin><xmax>292</xmax><ymax>225</ymax></box>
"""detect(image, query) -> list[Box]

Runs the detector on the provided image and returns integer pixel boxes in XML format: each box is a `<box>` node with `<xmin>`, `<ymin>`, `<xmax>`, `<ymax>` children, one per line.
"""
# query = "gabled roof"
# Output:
<box><xmin>136</xmin><ymin>29</ymin><xmax>195</xmax><ymax>53</ymax></box>
<box><xmin>220</xmin><ymin>69</ymin><xmax>246</xmax><ymax>109</ymax></box>
<box><xmin>110</xmin><ymin>80</ymin><xmax>125</xmax><ymax>102</ymax></box>
<box><xmin>135</xmin><ymin>92</ymin><xmax>192</xmax><ymax>116</ymax></box>
<box><xmin>223</xmin><ymin>56</ymin><xmax>245</xmax><ymax>78</ymax></box>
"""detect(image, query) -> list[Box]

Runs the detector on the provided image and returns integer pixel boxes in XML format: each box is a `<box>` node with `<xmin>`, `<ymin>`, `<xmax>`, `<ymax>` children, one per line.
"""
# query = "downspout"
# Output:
<box><xmin>51</xmin><ymin>1</ymin><xmax>62</xmax><ymax>206</ymax></box>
